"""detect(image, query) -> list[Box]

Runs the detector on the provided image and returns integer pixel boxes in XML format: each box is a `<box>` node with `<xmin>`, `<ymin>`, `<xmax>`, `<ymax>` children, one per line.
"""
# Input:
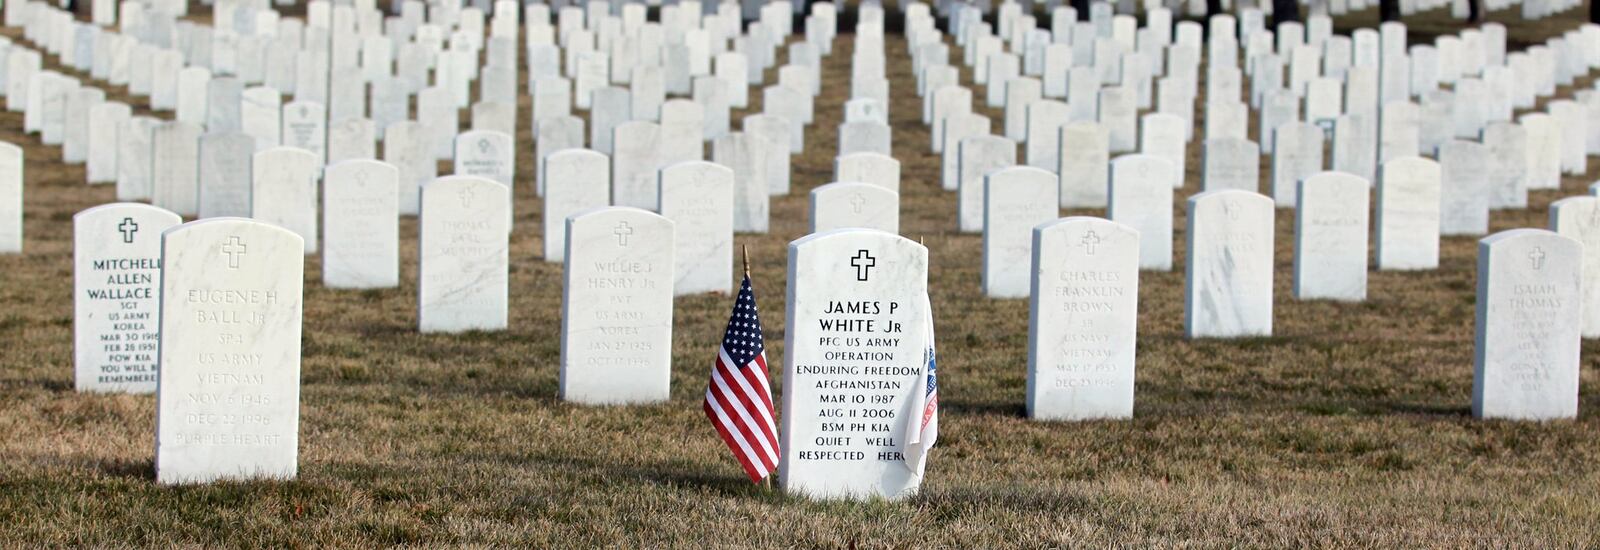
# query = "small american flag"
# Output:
<box><xmin>904</xmin><ymin>293</ymin><xmax>939</xmax><ymax>476</ymax></box>
<box><xmin>703</xmin><ymin>275</ymin><xmax>780</xmax><ymax>483</ymax></box>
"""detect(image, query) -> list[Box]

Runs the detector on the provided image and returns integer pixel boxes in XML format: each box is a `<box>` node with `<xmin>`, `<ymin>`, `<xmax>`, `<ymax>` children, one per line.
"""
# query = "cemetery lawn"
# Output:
<box><xmin>4</xmin><ymin>5</ymin><xmax>1600</xmax><ymax>547</ymax></box>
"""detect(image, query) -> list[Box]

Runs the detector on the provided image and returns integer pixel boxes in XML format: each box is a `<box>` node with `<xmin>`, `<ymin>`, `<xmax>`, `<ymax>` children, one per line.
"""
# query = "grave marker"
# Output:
<box><xmin>1473</xmin><ymin>229</ymin><xmax>1581</xmax><ymax>420</ymax></box>
<box><xmin>983</xmin><ymin>167</ymin><xmax>1058</xmax><ymax>298</ymax></box>
<box><xmin>779</xmin><ymin>229</ymin><xmax>930</xmax><ymax>500</ymax></box>
<box><xmin>1294</xmin><ymin>172</ymin><xmax>1370</xmax><ymax>301</ymax></box>
<box><xmin>1184</xmin><ymin>190</ymin><xmax>1275</xmax><ymax>338</ymax></box>
<box><xmin>1026</xmin><ymin>217</ymin><xmax>1139</xmax><ymax>420</ymax></box>
<box><xmin>559</xmin><ymin>207</ymin><xmax>676</xmax><ymax>404</ymax></box>
<box><xmin>323</xmin><ymin>159</ymin><xmax>399</xmax><ymax>289</ymax></box>
<box><xmin>658</xmin><ymin>161</ymin><xmax>734</xmax><ymax>295</ymax></box>
<box><xmin>73</xmin><ymin>203</ymin><xmax>181</xmax><ymax>393</ymax></box>
<box><xmin>1376</xmin><ymin>157</ymin><xmax>1442</xmax><ymax>270</ymax></box>
<box><xmin>811</xmin><ymin>181</ymin><xmax>899</xmax><ymax>234</ymax></box>
<box><xmin>155</xmin><ymin>218</ymin><xmax>304</xmax><ymax>484</ymax></box>
<box><xmin>419</xmin><ymin>176</ymin><xmax>510</xmax><ymax>332</ymax></box>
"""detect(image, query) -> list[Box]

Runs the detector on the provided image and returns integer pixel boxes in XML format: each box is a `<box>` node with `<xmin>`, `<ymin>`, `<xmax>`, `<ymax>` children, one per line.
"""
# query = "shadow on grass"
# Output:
<box><xmin>96</xmin><ymin>456</ymin><xmax>156</xmax><ymax>481</ymax></box>
<box><xmin>916</xmin><ymin>482</ymin><xmax>1099</xmax><ymax>516</ymax></box>
<box><xmin>940</xmin><ymin>398</ymin><xmax>1027</xmax><ymax>418</ymax></box>
<box><xmin>521</xmin><ymin>450</ymin><xmax>779</xmax><ymax>500</ymax></box>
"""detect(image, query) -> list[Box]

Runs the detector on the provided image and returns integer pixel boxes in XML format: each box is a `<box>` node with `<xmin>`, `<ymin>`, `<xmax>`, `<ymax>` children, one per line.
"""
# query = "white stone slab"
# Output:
<box><xmin>1483</xmin><ymin>122</ymin><xmax>1528</xmax><ymax>210</ymax></box>
<box><xmin>779</xmin><ymin>229</ymin><xmax>930</xmax><ymax>500</ymax></box>
<box><xmin>1204</xmin><ymin>137</ymin><xmax>1261</xmax><ymax>193</ymax></box>
<box><xmin>152</xmin><ymin>122</ymin><xmax>201</xmax><ymax>217</ymax></box>
<box><xmin>198</xmin><ymin>132</ymin><xmax>255</xmax><ymax>219</ymax></box>
<box><xmin>1025</xmin><ymin>216</ymin><xmax>1138</xmax><ymax>421</ymax></box>
<box><xmin>322</xmin><ymin>159</ymin><xmax>399</xmax><ymax>289</ymax></box>
<box><xmin>1376</xmin><ymin>157</ymin><xmax>1442</xmax><ymax>271</ymax></box>
<box><xmin>983</xmin><ymin>167</ymin><xmax>1058</xmax><ymax>298</ymax></box>
<box><xmin>418</xmin><ymin>176</ymin><xmax>510</xmax><ymax>332</ymax></box>
<box><xmin>383</xmin><ymin>121</ymin><xmax>437</xmax><ymax>216</ymax></box>
<box><xmin>154</xmin><ymin>218</ymin><xmax>304</xmax><ymax>484</ymax></box>
<box><xmin>1140</xmin><ymin>113</ymin><xmax>1186</xmax><ymax>188</ymax></box>
<box><xmin>1293</xmin><ymin>172</ymin><xmax>1370</xmax><ymax>301</ymax></box>
<box><xmin>812</xmin><ymin>181</ymin><xmax>899</xmax><ymax>234</ymax></box>
<box><xmin>1271</xmin><ymin>123</ymin><xmax>1323</xmax><ymax>207</ymax></box>
<box><xmin>712</xmin><ymin>133</ymin><xmax>770</xmax><ymax>233</ymax></box>
<box><xmin>957</xmin><ymin>135</ymin><xmax>1017</xmax><ymax>233</ymax></box>
<box><xmin>281</xmin><ymin>101</ymin><xmax>326</xmax><ymax>165</ymax></box>
<box><xmin>543</xmin><ymin>149</ymin><xmax>611</xmax><ymax>262</ymax></box>
<box><xmin>1472</xmin><ymin>229</ymin><xmax>1581</xmax><ymax>420</ymax></box>
<box><xmin>1550</xmin><ymin>196</ymin><xmax>1600</xmax><ymax>339</ymax></box>
<box><xmin>62</xmin><ymin>87</ymin><xmax>105</xmax><ymax>163</ymax></box>
<box><xmin>1058</xmin><ymin>122</ymin><xmax>1110</xmax><ymax>207</ymax></box>
<box><xmin>87</xmin><ymin>102</ymin><xmax>130</xmax><ymax>184</ymax></box>
<box><xmin>1184</xmin><ymin>190</ymin><xmax>1274</xmax><ymax>338</ymax></box>
<box><xmin>835</xmin><ymin>152</ymin><xmax>900</xmax><ymax>194</ymax></box>
<box><xmin>1439</xmin><ymin>140</ymin><xmax>1490</xmax><ymax>237</ymax></box>
<box><xmin>241</xmin><ymin>86</ymin><xmax>282</xmax><ymax>151</ymax></box>
<box><xmin>659</xmin><ymin>99</ymin><xmax>705</xmax><ymax>165</ymax></box>
<box><xmin>73</xmin><ymin>203</ymin><xmax>182</xmax><ymax>393</ymax></box>
<box><xmin>251</xmin><ymin>147</ymin><xmax>320</xmax><ymax>254</ymax></box>
<box><xmin>658</xmin><ymin>161</ymin><xmax>734</xmax><ymax>296</ymax></box>
<box><xmin>1108</xmin><ymin>154</ymin><xmax>1175</xmax><ymax>271</ymax></box>
<box><xmin>117</xmin><ymin>116</ymin><xmax>159</xmax><ymax>201</ymax></box>
<box><xmin>559</xmin><ymin>207</ymin><xmax>675</xmax><ymax>404</ymax></box>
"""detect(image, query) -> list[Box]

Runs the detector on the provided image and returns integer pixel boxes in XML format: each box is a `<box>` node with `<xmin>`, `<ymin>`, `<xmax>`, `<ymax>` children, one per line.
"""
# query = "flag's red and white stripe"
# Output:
<box><xmin>704</xmin><ymin>276</ymin><xmax>780</xmax><ymax>483</ymax></box>
<box><xmin>703</xmin><ymin>349</ymin><xmax>779</xmax><ymax>482</ymax></box>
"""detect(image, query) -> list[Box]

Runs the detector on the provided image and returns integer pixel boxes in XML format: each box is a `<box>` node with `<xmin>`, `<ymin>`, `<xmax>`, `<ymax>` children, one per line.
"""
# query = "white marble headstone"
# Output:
<box><xmin>0</xmin><ymin>142</ymin><xmax>18</xmax><ymax>253</ymax></box>
<box><xmin>1027</xmin><ymin>216</ymin><xmax>1139</xmax><ymax>421</ymax></box>
<box><xmin>1058</xmin><ymin>122</ymin><xmax>1110</xmax><ymax>207</ymax></box>
<box><xmin>1376</xmin><ymin>157</ymin><xmax>1442</xmax><ymax>271</ymax></box>
<box><xmin>835</xmin><ymin>152</ymin><xmax>900</xmax><ymax>193</ymax></box>
<box><xmin>74</xmin><ymin>203</ymin><xmax>182</xmax><ymax>393</ymax></box>
<box><xmin>384</xmin><ymin>121</ymin><xmax>437</xmax><ymax>216</ymax></box>
<box><xmin>198</xmin><ymin>132</ymin><xmax>255</xmax><ymax>219</ymax></box>
<box><xmin>957</xmin><ymin>134</ymin><xmax>1017</xmax><ymax>233</ymax></box>
<box><xmin>117</xmin><ymin>116</ymin><xmax>159</xmax><ymax>201</ymax></box>
<box><xmin>155</xmin><ymin>218</ymin><xmax>304</xmax><ymax>485</ymax></box>
<box><xmin>323</xmin><ymin>159</ymin><xmax>399</xmax><ymax>289</ymax></box>
<box><xmin>1438</xmin><ymin>140</ymin><xmax>1490</xmax><ymax>237</ymax></box>
<box><xmin>983</xmin><ymin>167</ymin><xmax>1058</xmax><ymax>298</ymax></box>
<box><xmin>1184</xmin><ymin>190</ymin><xmax>1274</xmax><ymax>338</ymax></box>
<box><xmin>1550</xmin><ymin>196</ymin><xmax>1600</xmax><ymax>339</ymax></box>
<box><xmin>1293</xmin><ymin>172</ymin><xmax>1370</xmax><ymax>301</ymax></box>
<box><xmin>419</xmin><ymin>176</ymin><xmax>510</xmax><ymax>333</ymax></box>
<box><xmin>780</xmin><ymin>229</ymin><xmax>930</xmax><ymax>500</ymax></box>
<box><xmin>1108</xmin><ymin>154</ymin><xmax>1175</xmax><ymax>271</ymax></box>
<box><xmin>559</xmin><ymin>206</ymin><xmax>675</xmax><ymax>404</ymax></box>
<box><xmin>543</xmin><ymin>149</ymin><xmax>611</xmax><ymax>262</ymax></box>
<box><xmin>658</xmin><ymin>160</ymin><xmax>734</xmax><ymax>295</ymax></box>
<box><xmin>811</xmin><ymin>181</ymin><xmax>899</xmax><ymax>234</ymax></box>
<box><xmin>1473</xmin><ymin>229</ymin><xmax>1581</xmax><ymax>420</ymax></box>
<box><xmin>1205</xmin><ymin>137</ymin><xmax>1261</xmax><ymax>193</ymax></box>
<box><xmin>251</xmin><ymin>147</ymin><xmax>320</xmax><ymax>254</ymax></box>
<box><xmin>610</xmin><ymin>121</ymin><xmax>663</xmax><ymax>209</ymax></box>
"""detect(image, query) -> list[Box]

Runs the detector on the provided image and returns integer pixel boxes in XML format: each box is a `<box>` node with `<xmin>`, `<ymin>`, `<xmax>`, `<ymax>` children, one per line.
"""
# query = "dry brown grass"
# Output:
<box><xmin>2</xmin><ymin>3</ymin><xmax>1600</xmax><ymax>547</ymax></box>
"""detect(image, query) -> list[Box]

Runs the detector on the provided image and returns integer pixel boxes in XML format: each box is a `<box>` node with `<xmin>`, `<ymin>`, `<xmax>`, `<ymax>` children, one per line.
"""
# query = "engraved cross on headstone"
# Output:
<box><xmin>1530</xmin><ymin>246</ymin><xmax>1547</xmax><ymax>270</ymax></box>
<box><xmin>478</xmin><ymin>137</ymin><xmax>492</xmax><ymax>154</ymax></box>
<box><xmin>222</xmin><ymin>236</ymin><xmax>247</xmax><ymax>269</ymax></box>
<box><xmin>613</xmin><ymin>221</ymin><xmax>633</xmax><ymax>246</ymax></box>
<box><xmin>850</xmin><ymin>249</ymin><xmax>876</xmax><ymax>281</ymax></box>
<box><xmin>457</xmin><ymin>185</ymin><xmax>476</xmax><ymax>208</ymax></box>
<box><xmin>117</xmin><ymin>217</ymin><xmax>139</xmax><ymax>243</ymax></box>
<box><xmin>1080</xmin><ymin>230</ymin><xmax>1101</xmax><ymax>255</ymax></box>
<box><xmin>849</xmin><ymin>193</ymin><xmax>866</xmax><ymax>213</ymax></box>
